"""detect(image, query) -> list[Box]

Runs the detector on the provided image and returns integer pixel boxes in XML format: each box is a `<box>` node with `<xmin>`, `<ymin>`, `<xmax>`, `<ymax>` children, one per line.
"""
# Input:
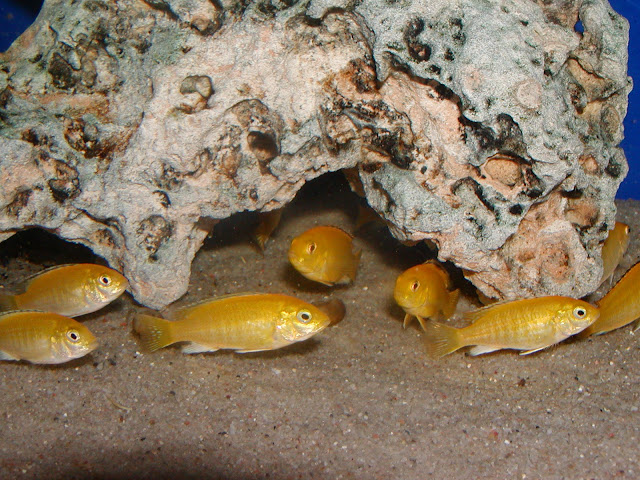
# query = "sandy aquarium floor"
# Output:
<box><xmin>0</xmin><ymin>173</ymin><xmax>639</xmax><ymax>479</ymax></box>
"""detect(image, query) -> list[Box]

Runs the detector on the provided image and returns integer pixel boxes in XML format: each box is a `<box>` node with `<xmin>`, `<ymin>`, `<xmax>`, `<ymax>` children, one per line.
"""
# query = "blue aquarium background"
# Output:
<box><xmin>0</xmin><ymin>0</ymin><xmax>638</xmax><ymax>199</ymax></box>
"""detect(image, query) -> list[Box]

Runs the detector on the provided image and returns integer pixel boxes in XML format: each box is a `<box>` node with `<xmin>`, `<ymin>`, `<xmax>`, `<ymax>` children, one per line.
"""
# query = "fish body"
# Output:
<box><xmin>424</xmin><ymin>296</ymin><xmax>599</xmax><ymax>357</ymax></box>
<box><xmin>394</xmin><ymin>261</ymin><xmax>459</xmax><ymax>330</ymax></box>
<box><xmin>583</xmin><ymin>262</ymin><xmax>640</xmax><ymax>336</ymax></box>
<box><xmin>252</xmin><ymin>209</ymin><xmax>282</xmax><ymax>253</ymax></box>
<box><xmin>134</xmin><ymin>293</ymin><xmax>332</xmax><ymax>354</ymax></box>
<box><xmin>288</xmin><ymin>226</ymin><xmax>361</xmax><ymax>286</ymax></box>
<box><xmin>0</xmin><ymin>264</ymin><xmax>128</xmax><ymax>317</ymax></box>
<box><xmin>600</xmin><ymin>221</ymin><xmax>630</xmax><ymax>286</ymax></box>
<box><xmin>0</xmin><ymin>311</ymin><xmax>98</xmax><ymax>364</ymax></box>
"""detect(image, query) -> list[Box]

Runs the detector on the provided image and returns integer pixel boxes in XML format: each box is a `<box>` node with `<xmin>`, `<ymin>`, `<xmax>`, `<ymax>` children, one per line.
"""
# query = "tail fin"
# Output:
<box><xmin>423</xmin><ymin>322</ymin><xmax>463</xmax><ymax>358</ymax></box>
<box><xmin>133</xmin><ymin>314</ymin><xmax>174</xmax><ymax>352</ymax></box>
<box><xmin>252</xmin><ymin>233</ymin><xmax>268</xmax><ymax>254</ymax></box>
<box><xmin>0</xmin><ymin>294</ymin><xmax>17</xmax><ymax>312</ymax></box>
<box><xmin>443</xmin><ymin>289</ymin><xmax>460</xmax><ymax>319</ymax></box>
<box><xmin>314</xmin><ymin>298</ymin><xmax>347</xmax><ymax>326</ymax></box>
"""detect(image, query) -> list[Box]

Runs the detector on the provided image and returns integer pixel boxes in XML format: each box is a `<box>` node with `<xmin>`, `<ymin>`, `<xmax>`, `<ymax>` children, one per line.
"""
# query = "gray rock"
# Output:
<box><xmin>0</xmin><ymin>0</ymin><xmax>630</xmax><ymax>307</ymax></box>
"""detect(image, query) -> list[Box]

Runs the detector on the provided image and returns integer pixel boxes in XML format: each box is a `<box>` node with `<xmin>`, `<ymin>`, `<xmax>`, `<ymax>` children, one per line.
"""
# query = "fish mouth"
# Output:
<box><xmin>395</xmin><ymin>297</ymin><xmax>421</xmax><ymax>312</ymax></box>
<box><xmin>290</xmin><ymin>258</ymin><xmax>315</xmax><ymax>275</ymax></box>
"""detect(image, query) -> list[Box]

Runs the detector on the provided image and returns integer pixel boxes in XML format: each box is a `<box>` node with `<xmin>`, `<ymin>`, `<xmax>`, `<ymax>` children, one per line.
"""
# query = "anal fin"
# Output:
<box><xmin>335</xmin><ymin>275</ymin><xmax>354</xmax><ymax>285</ymax></box>
<box><xmin>0</xmin><ymin>350</ymin><xmax>19</xmax><ymax>361</ymax></box>
<box><xmin>181</xmin><ymin>343</ymin><xmax>219</xmax><ymax>355</ymax></box>
<box><xmin>468</xmin><ymin>345</ymin><xmax>500</xmax><ymax>356</ymax></box>
<box><xmin>235</xmin><ymin>348</ymin><xmax>272</xmax><ymax>353</ymax></box>
<box><xmin>519</xmin><ymin>346</ymin><xmax>547</xmax><ymax>355</ymax></box>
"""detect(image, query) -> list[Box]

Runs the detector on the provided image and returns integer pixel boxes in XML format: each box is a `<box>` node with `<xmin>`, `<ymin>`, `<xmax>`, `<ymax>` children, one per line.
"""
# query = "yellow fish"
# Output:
<box><xmin>423</xmin><ymin>296</ymin><xmax>599</xmax><ymax>357</ymax></box>
<box><xmin>252</xmin><ymin>209</ymin><xmax>282</xmax><ymax>253</ymax></box>
<box><xmin>394</xmin><ymin>261</ymin><xmax>459</xmax><ymax>330</ymax></box>
<box><xmin>134</xmin><ymin>293</ymin><xmax>332</xmax><ymax>354</ymax></box>
<box><xmin>0</xmin><ymin>311</ymin><xmax>98</xmax><ymax>364</ymax></box>
<box><xmin>599</xmin><ymin>221</ymin><xmax>630</xmax><ymax>286</ymax></box>
<box><xmin>0</xmin><ymin>264</ymin><xmax>128</xmax><ymax>317</ymax></box>
<box><xmin>582</xmin><ymin>261</ymin><xmax>640</xmax><ymax>336</ymax></box>
<box><xmin>288</xmin><ymin>226</ymin><xmax>361</xmax><ymax>286</ymax></box>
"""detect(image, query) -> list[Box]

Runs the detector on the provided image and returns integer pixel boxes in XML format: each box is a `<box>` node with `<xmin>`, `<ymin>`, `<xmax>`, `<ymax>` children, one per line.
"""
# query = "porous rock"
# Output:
<box><xmin>0</xmin><ymin>0</ymin><xmax>630</xmax><ymax>308</ymax></box>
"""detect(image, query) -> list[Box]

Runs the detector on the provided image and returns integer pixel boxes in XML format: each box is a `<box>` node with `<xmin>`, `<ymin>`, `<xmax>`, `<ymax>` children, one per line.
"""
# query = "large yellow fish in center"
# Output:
<box><xmin>424</xmin><ymin>296</ymin><xmax>599</xmax><ymax>357</ymax></box>
<box><xmin>288</xmin><ymin>226</ymin><xmax>361</xmax><ymax>286</ymax></box>
<box><xmin>134</xmin><ymin>293</ymin><xmax>332</xmax><ymax>354</ymax></box>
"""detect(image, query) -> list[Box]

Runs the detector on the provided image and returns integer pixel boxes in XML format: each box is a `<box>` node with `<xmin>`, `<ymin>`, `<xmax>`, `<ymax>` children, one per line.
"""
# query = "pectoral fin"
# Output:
<box><xmin>181</xmin><ymin>343</ymin><xmax>218</xmax><ymax>354</ymax></box>
<box><xmin>415</xmin><ymin>316</ymin><xmax>428</xmax><ymax>331</ymax></box>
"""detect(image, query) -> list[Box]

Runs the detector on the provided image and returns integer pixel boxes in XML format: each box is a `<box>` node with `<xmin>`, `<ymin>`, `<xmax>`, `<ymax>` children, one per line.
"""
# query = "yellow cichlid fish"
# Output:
<box><xmin>599</xmin><ymin>221</ymin><xmax>630</xmax><ymax>286</ymax></box>
<box><xmin>423</xmin><ymin>296</ymin><xmax>599</xmax><ymax>357</ymax></box>
<box><xmin>0</xmin><ymin>311</ymin><xmax>98</xmax><ymax>364</ymax></box>
<box><xmin>394</xmin><ymin>261</ymin><xmax>459</xmax><ymax>330</ymax></box>
<box><xmin>252</xmin><ymin>209</ymin><xmax>282</xmax><ymax>253</ymax></box>
<box><xmin>0</xmin><ymin>264</ymin><xmax>129</xmax><ymax>317</ymax></box>
<box><xmin>134</xmin><ymin>293</ymin><xmax>332</xmax><ymax>354</ymax></box>
<box><xmin>288</xmin><ymin>226</ymin><xmax>361</xmax><ymax>286</ymax></box>
<box><xmin>582</xmin><ymin>261</ymin><xmax>640</xmax><ymax>336</ymax></box>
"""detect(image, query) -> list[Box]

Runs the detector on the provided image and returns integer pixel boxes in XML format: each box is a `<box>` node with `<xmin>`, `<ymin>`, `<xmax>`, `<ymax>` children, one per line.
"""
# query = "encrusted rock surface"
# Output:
<box><xmin>0</xmin><ymin>0</ymin><xmax>631</xmax><ymax>307</ymax></box>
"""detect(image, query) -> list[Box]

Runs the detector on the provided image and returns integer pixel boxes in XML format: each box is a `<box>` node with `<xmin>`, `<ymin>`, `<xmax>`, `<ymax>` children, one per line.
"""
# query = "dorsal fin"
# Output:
<box><xmin>462</xmin><ymin>300</ymin><xmax>515</xmax><ymax>323</ymax></box>
<box><xmin>0</xmin><ymin>309</ymin><xmax>52</xmax><ymax>317</ymax></box>
<box><xmin>21</xmin><ymin>264</ymin><xmax>78</xmax><ymax>288</ymax></box>
<box><xmin>422</xmin><ymin>260</ymin><xmax>451</xmax><ymax>288</ymax></box>
<box><xmin>170</xmin><ymin>292</ymin><xmax>268</xmax><ymax>317</ymax></box>
<box><xmin>317</xmin><ymin>225</ymin><xmax>354</xmax><ymax>240</ymax></box>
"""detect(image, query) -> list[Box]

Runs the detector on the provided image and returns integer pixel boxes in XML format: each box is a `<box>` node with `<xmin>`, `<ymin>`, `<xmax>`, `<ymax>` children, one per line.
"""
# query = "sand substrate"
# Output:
<box><xmin>0</xmin><ymin>174</ymin><xmax>639</xmax><ymax>479</ymax></box>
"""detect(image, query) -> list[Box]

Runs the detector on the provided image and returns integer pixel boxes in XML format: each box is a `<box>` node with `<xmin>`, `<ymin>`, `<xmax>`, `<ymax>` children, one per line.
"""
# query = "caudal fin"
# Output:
<box><xmin>253</xmin><ymin>233</ymin><xmax>268</xmax><ymax>253</ymax></box>
<box><xmin>423</xmin><ymin>322</ymin><xmax>463</xmax><ymax>358</ymax></box>
<box><xmin>133</xmin><ymin>314</ymin><xmax>174</xmax><ymax>352</ymax></box>
<box><xmin>0</xmin><ymin>294</ymin><xmax>17</xmax><ymax>312</ymax></box>
<box><xmin>313</xmin><ymin>298</ymin><xmax>347</xmax><ymax>326</ymax></box>
<box><xmin>443</xmin><ymin>289</ymin><xmax>460</xmax><ymax>319</ymax></box>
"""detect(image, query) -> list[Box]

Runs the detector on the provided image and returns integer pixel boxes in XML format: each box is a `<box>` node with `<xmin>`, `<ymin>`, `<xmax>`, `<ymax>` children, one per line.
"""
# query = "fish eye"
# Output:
<box><xmin>307</xmin><ymin>242</ymin><xmax>317</xmax><ymax>254</ymax></box>
<box><xmin>297</xmin><ymin>310</ymin><xmax>313</xmax><ymax>323</ymax></box>
<box><xmin>99</xmin><ymin>275</ymin><xmax>112</xmax><ymax>286</ymax></box>
<box><xmin>67</xmin><ymin>330</ymin><xmax>80</xmax><ymax>343</ymax></box>
<box><xmin>573</xmin><ymin>307</ymin><xmax>587</xmax><ymax>319</ymax></box>
<box><xmin>411</xmin><ymin>280</ymin><xmax>420</xmax><ymax>292</ymax></box>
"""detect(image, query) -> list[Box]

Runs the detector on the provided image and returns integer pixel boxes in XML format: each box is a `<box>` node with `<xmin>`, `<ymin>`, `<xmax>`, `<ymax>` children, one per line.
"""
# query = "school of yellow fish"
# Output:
<box><xmin>0</xmin><ymin>210</ymin><xmax>637</xmax><ymax>364</ymax></box>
